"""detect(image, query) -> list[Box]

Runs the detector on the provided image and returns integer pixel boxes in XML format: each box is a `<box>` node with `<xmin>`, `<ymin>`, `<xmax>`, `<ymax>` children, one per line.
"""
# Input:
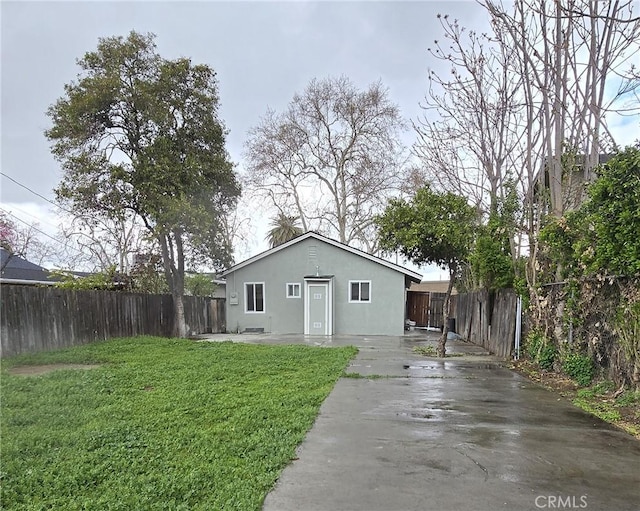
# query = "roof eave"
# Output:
<box><xmin>222</xmin><ymin>231</ymin><xmax>422</xmax><ymax>281</ymax></box>
<box><xmin>0</xmin><ymin>278</ymin><xmax>58</xmax><ymax>286</ymax></box>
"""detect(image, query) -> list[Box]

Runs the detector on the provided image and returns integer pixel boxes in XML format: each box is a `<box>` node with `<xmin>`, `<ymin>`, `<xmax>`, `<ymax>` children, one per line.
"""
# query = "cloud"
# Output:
<box><xmin>1</xmin><ymin>201</ymin><xmax>62</xmax><ymax>257</ymax></box>
<box><xmin>0</xmin><ymin>0</ymin><xmax>488</xmax><ymax>266</ymax></box>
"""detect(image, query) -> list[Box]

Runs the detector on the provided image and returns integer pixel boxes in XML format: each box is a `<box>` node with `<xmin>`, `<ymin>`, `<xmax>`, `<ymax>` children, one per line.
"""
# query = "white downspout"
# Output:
<box><xmin>514</xmin><ymin>296</ymin><xmax>522</xmax><ymax>360</ymax></box>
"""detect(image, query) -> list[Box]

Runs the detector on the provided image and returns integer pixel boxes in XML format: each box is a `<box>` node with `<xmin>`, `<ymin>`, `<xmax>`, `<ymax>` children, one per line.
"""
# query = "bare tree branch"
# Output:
<box><xmin>244</xmin><ymin>76</ymin><xmax>407</xmax><ymax>251</ymax></box>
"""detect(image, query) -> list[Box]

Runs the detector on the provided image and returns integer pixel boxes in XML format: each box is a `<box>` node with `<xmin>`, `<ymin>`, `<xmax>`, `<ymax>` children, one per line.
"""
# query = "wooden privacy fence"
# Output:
<box><xmin>1</xmin><ymin>285</ymin><xmax>226</xmax><ymax>357</ymax></box>
<box><xmin>406</xmin><ymin>292</ymin><xmax>446</xmax><ymax>328</ymax></box>
<box><xmin>452</xmin><ymin>289</ymin><xmax>519</xmax><ymax>358</ymax></box>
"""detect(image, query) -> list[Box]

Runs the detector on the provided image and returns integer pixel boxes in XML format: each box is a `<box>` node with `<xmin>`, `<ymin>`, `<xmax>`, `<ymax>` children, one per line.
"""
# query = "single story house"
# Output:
<box><xmin>1</xmin><ymin>248</ymin><xmax>97</xmax><ymax>286</ymax></box>
<box><xmin>221</xmin><ymin>232</ymin><xmax>422</xmax><ymax>336</ymax></box>
<box><xmin>0</xmin><ymin>248</ymin><xmax>58</xmax><ymax>285</ymax></box>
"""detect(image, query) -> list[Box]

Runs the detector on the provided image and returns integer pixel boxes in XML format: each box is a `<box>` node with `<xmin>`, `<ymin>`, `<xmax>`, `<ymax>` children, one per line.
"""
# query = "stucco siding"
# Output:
<box><xmin>225</xmin><ymin>237</ymin><xmax>409</xmax><ymax>336</ymax></box>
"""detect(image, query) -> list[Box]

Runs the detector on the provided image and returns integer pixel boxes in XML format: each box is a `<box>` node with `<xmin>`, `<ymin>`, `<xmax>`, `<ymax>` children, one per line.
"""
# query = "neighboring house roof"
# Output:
<box><xmin>409</xmin><ymin>281</ymin><xmax>457</xmax><ymax>295</ymax></box>
<box><xmin>0</xmin><ymin>248</ymin><xmax>58</xmax><ymax>285</ymax></box>
<box><xmin>222</xmin><ymin>231</ymin><xmax>422</xmax><ymax>283</ymax></box>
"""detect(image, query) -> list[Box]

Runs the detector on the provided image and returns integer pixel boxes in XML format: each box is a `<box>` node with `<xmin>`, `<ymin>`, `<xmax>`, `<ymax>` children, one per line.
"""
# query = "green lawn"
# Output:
<box><xmin>0</xmin><ymin>337</ymin><xmax>357</xmax><ymax>510</ymax></box>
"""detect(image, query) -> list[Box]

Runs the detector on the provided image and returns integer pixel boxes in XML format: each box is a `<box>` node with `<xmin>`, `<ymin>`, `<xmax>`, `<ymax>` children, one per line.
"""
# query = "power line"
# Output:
<box><xmin>0</xmin><ymin>172</ymin><xmax>118</xmax><ymax>248</ymax></box>
<box><xmin>1</xmin><ymin>206</ymin><xmax>152</xmax><ymax>268</ymax></box>
<box><xmin>1</xmin><ymin>172</ymin><xmax>139</xmax><ymax>227</ymax></box>
<box><xmin>4</xmin><ymin>203</ymin><xmax>61</xmax><ymax>232</ymax></box>
<box><xmin>1</xmin><ymin>172</ymin><xmax>57</xmax><ymax>206</ymax></box>
<box><xmin>0</xmin><ymin>172</ymin><xmax>76</xmax><ymax>217</ymax></box>
<box><xmin>0</xmin><ymin>208</ymin><xmax>88</xmax><ymax>259</ymax></box>
<box><xmin>0</xmin><ymin>173</ymin><xmax>150</xmax><ymax>265</ymax></box>
<box><xmin>2</xmin><ymin>208</ymin><xmax>66</xmax><ymax>246</ymax></box>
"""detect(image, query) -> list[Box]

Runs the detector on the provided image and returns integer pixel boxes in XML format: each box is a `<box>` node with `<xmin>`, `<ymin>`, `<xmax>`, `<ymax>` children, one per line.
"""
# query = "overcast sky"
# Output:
<box><xmin>8</xmin><ymin>0</ymin><xmax>637</xmax><ymax>279</ymax></box>
<box><xmin>2</xmin><ymin>1</ymin><xmax>638</xmax><ymax>272</ymax></box>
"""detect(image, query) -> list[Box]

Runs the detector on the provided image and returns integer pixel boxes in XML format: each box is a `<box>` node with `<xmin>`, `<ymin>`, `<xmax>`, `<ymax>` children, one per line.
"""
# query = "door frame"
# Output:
<box><xmin>304</xmin><ymin>278</ymin><xmax>333</xmax><ymax>335</ymax></box>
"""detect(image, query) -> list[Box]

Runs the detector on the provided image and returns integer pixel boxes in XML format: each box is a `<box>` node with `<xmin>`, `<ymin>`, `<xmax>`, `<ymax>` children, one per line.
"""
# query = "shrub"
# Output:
<box><xmin>539</xmin><ymin>345</ymin><xmax>557</xmax><ymax>370</ymax></box>
<box><xmin>525</xmin><ymin>330</ymin><xmax>544</xmax><ymax>360</ymax></box>
<box><xmin>616</xmin><ymin>389</ymin><xmax>640</xmax><ymax>407</ymax></box>
<box><xmin>525</xmin><ymin>330</ymin><xmax>556</xmax><ymax>370</ymax></box>
<box><xmin>582</xmin><ymin>145</ymin><xmax>640</xmax><ymax>276</ymax></box>
<box><xmin>563</xmin><ymin>353</ymin><xmax>595</xmax><ymax>386</ymax></box>
<box><xmin>185</xmin><ymin>273</ymin><xmax>217</xmax><ymax>296</ymax></box>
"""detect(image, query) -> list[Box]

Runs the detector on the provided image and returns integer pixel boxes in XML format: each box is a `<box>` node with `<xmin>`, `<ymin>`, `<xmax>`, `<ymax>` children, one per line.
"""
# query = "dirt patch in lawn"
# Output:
<box><xmin>7</xmin><ymin>364</ymin><xmax>101</xmax><ymax>376</ymax></box>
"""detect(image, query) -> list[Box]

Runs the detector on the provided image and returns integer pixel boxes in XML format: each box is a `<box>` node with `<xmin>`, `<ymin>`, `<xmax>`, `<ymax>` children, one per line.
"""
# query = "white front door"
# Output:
<box><xmin>304</xmin><ymin>281</ymin><xmax>332</xmax><ymax>335</ymax></box>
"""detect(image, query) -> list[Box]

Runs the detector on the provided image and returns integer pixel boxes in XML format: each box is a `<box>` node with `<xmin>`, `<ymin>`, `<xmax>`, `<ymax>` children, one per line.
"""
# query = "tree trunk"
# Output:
<box><xmin>158</xmin><ymin>229</ymin><xmax>188</xmax><ymax>338</ymax></box>
<box><xmin>437</xmin><ymin>270</ymin><xmax>456</xmax><ymax>358</ymax></box>
<box><xmin>173</xmin><ymin>291</ymin><xmax>187</xmax><ymax>338</ymax></box>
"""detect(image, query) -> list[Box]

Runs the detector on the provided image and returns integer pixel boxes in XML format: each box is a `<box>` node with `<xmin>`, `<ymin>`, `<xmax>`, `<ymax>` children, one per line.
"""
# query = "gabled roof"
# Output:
<box><xmin>222</xmin><ymin>231</ymin><xmax>422</xmax><ymax>283</ymax></box>
<box><xmin>0</xmin><ymin>248</ymin><xmax>58</xmax><ymax>284</ymax></box>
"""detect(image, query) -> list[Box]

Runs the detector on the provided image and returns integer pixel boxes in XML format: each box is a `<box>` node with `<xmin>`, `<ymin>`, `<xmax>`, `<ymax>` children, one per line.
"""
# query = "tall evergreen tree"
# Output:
<box><xmin>46</xmin><ymin>31</ymin><xmax>240</xmax><ymax>337</ymax></box>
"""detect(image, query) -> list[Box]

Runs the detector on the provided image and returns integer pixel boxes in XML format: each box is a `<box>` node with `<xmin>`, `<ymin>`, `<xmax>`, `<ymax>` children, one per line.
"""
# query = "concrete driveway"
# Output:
<box><xmin>199</xmin><ymin>332</ymin><xmax>640</xmax><ymax>511</ymax></box>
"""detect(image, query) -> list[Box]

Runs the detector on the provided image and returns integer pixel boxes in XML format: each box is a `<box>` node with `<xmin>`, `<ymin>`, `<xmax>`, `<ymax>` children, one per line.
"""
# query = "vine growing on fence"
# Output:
<box><xmin>533</xmin><ymin>145</ymin><xmax>640</xmax><ymax>388</ymax></box>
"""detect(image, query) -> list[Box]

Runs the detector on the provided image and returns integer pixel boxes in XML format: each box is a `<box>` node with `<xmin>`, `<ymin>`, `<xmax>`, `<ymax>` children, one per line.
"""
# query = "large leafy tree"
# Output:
<box><xmin>466</xmin><ymin>181</ymin><xmax>520</xmax><ymax>291</ymax></box>
<box><xmin>376</xmin><ymin>185</ymin><xmax>476</xmax><ymax>357</ymax></box>
<box><xmin>46</xmin><ymin>31</ymin><xmax>240</xmax><ymax>337</ymax></box>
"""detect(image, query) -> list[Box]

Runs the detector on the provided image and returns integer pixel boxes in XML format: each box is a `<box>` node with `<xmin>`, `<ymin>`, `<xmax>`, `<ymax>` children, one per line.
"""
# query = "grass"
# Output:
<box><xmin>572</xmin><ymin>382</ymin><xmax>640</xmax><ymax>434</ymax></box>
<box><xmin>0</xmin><ymin>336</ymin><xmax>357</xmax><ymax>510</ymax></box>
<box><xmin>412</xmin><ymin>345</ymin><xmax>464</xmax><ymax>357</ymax></box>
<box><xmin>412</xmin><ymin>345</ymin><xmax>437</xmax><ymax>357</ymax></box>
<box><xmin>341</xmin><ymin>372</ymin><xmax>389</xmax><ymax>379</ymax></box>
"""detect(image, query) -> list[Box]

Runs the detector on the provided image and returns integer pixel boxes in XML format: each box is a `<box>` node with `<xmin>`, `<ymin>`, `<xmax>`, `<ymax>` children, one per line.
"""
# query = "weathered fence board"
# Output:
<box><xmin>406</xmin><ymin>292</ymin><xmax>430</xmax><ymax>326</ymax></box>
<box><xmin>489</xmin><ymin>290</ymin><xmax>518</xmax><ymax>357</ymax></box>
<box><xmin>407</xmin><ymin>291</ymin><xmax>447</xmax><ymax>328</ymax></box>
<box><xmin>209</xmin><ymin>299</ymin><xmax>225</xmax><ymax>333</ymax></box>
<box><xmin>453</xmin><ymin>289</ymin><xmax>517</xmax><ymax>358</ymax></box>
<box><xmin>0</xmin><ymin>285</ymin><xmax>226</xmax><ymax>357</ymax></box>
<box><xmin>428</xmin><ymin>293</ymin><xmax>446</xmax><ymax>328</ymax></box>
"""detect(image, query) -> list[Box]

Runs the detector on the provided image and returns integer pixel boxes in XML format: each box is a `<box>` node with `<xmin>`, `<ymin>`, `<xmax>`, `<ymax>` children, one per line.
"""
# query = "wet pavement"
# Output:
<box><xmin>198</xmin><ymin>332</ymin><xmax>640</xmax><ymax>511</ymax></box>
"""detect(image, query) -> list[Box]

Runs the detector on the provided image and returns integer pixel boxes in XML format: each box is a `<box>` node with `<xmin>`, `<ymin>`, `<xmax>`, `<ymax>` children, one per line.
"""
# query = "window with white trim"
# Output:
<box><xmin>245</xmin><ymin>282</ymin><xmax>265</xmax><ymax>312</ymax></box>
<box><xmin>349</xmin><ymin>280</ymin><xmax>371</xmax><ymax>303</ymax></box>
<box><xmin>286</xmin><ymin>283</ymin><xmax>301</xmax><ymax>298</ymax></box>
